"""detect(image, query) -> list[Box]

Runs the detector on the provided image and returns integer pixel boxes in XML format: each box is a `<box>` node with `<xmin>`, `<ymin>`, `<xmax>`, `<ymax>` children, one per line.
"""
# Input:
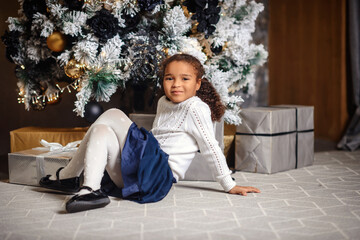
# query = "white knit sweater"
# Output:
<box><xmin>151</xmin><ymin>96</ymin><xmax>236</xmax><ymax>192</ymax></box>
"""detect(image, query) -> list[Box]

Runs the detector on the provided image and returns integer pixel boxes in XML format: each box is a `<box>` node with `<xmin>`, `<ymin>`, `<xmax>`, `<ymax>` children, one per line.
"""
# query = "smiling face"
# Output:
<box><xmin>163</xmin><ymin>61</ymin><xmax>201</xmax><ymax>103</ymax></box>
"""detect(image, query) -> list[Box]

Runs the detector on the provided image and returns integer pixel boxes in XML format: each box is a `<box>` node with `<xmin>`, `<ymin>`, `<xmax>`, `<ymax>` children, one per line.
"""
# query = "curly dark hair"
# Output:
<box><xmin>160</xmin><ymin>53</ymin><xmax>225</xmax><ymax>122</ymax></box>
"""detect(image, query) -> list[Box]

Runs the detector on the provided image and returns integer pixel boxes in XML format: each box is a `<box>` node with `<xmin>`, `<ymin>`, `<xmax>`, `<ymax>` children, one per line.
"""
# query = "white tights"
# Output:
<box><xmin>50</xmin><ymin>108</ymin><xmax>133</xmax><ymax>195</ymax></box>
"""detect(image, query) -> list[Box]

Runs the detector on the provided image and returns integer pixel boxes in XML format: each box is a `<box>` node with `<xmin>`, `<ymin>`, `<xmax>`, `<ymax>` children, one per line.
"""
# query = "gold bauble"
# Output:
<box><xmin>182</xmin><ymin>6</ymin><xmax>191</xmax><ymax>18</ymax></box>
<box><xmin>191</xmin><ymin>22</ymin><xmax>199</xmax><ymax>34</ymax></box>
<box><xmin>64</xmin><ymin>59</ymin><xmax>85</xmax><ymax>79</ymax></box>
<box><xmin>162</xmin><ymin>47</ymin><xmax>169</xmax><ymax>56</ymax></box>
<box><xmin>46</xmin><ymin>31</ymin><xmax>67</xmax><ymax>52</ymax></box>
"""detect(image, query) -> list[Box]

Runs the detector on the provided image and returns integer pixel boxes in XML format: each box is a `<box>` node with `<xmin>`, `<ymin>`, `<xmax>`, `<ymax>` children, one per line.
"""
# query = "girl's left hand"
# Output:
<box><xmin>228</xmin><ymin>185</ymin><xmax>261</xmax><ymax>196</ymax></box>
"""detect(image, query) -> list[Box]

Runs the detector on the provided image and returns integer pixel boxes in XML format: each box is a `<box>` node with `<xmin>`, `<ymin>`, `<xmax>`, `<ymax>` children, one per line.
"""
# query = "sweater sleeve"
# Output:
<box><xmin>187</xmin><ymin>101</ymin><xmax>236</xmax><ymax>192</ymax></box>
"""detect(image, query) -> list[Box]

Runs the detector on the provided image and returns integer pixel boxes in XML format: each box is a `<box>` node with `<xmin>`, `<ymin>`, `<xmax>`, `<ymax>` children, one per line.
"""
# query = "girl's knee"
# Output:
<box><xmin>105</xmin><ymin>108</ymin><xmax>123</xmax><ymax>114</ymax></box>
<box><xmin>106</xmin><ymin>108</ymin><xmax>130</xmax><ymax>121</ymax></box>
<box><xmin>91</xmin><ymin>124</ymin><xmax>110</xmax><ymax>134</ymax></box>
<box><xmin>96</xmin><ymin>108</ymin><xmax>125</xmax><ymax>121</ymax></box>
<box><xmin>106</xmin><ymin>108</ymin><xmax>120</xmax><ymax>113</ymax></box>
<box><xmin>92</xmin><ymin>108</ymin><xmax>132</xmax><ymax>128</ymax></box>
<box><xmin>103</xmin><ymin>108</ymin><xmax>127</xmax><ymax>118</ymax></box>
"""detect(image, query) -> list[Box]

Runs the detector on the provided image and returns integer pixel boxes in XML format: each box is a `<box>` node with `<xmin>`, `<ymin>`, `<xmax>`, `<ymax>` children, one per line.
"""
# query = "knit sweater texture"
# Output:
<box><xmin>151</xmin><ymin>96</ymin><xmax>236</xmax><ymax>192</ymax></box>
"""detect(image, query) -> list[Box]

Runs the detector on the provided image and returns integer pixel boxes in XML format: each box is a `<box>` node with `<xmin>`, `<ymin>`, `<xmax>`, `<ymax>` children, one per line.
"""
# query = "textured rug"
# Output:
<box><xmin>1</xmin><ymin>150</ymin><xmax>360</xmax><ymax>240</ymax></box>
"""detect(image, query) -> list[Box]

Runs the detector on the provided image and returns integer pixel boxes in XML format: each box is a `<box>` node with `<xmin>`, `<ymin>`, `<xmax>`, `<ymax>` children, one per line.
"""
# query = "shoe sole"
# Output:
<box><xmin>39</xmin><ymin>184</ymin><xmax>80</xmax><ymax>193</ymax></box>
<box><xmin>66</xmin><ymin>198</ymin><xmax>110</xmax><ymax>213</ymax></box>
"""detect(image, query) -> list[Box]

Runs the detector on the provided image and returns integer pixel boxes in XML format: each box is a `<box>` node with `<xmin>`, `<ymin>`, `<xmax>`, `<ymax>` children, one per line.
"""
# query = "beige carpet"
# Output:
<box><xmin>1</xmin><ymin>150</ymin><xmax>360</xmax><ymax>240</ymax></box>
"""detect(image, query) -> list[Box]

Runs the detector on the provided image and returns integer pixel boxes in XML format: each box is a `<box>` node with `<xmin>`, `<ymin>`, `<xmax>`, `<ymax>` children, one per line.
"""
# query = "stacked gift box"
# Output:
<box><xmin>10</xmin><ymin>127</ymin><xmax>88</xmax><ymax>153</ymax></box>
<box><xmin>235</xmin><ymin>105</ymin><xmax>314</xmax><ymax>174</ymax></box>
<box><xmin>8</xmin><ymin>127</ymin><xmax>88</xmax><ymax>186</ymax></box>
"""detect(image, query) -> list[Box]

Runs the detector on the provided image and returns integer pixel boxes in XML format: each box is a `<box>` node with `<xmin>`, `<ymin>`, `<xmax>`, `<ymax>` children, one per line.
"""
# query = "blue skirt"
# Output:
<box><xmin>100</xmin><ymin>122</ymin><xmax>175</xmax><ymax>203</ymax></box>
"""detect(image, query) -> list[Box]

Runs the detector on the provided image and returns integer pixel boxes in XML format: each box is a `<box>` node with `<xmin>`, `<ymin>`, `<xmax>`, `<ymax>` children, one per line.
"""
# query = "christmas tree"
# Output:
<box><xmin>2</xmin><ymin>0</ymin><xmax>267</xmax><ymax>125</ymax></box>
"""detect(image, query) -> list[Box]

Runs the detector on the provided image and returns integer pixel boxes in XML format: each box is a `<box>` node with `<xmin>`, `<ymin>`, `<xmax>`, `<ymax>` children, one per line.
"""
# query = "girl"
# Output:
<box><xmin>40</xmin><ymin>53</ymin><xmax>260</xmax><ymax>213</ymax></box>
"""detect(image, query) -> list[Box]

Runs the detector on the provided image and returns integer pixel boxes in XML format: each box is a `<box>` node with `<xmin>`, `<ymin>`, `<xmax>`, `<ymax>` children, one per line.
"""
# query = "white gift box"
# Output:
<box><xmin>129</xmin><ymin>113</ymin><xmax>224</xmax><ymax>181</ymax></box>
<box><xmin>8</xmin><ymin>140</ymin><xmax>80</xmax><ymax>186</ymax></box>
<box><xmin>235</xmin><ymin>106</ymin><xmax>314</xmax><ymax>174</ymax></box>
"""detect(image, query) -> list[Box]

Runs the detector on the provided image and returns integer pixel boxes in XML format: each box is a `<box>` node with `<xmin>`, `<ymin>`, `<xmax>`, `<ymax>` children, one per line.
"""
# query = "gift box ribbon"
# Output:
<box><xmin>33</xmin><ymin>139</ymin><xmax>81</xmax><ymax>153</ymax></box>
<box><xmin>32</xmin><ymin>139</ymin><xmax>81</xmax><ymax>181</ymax></box>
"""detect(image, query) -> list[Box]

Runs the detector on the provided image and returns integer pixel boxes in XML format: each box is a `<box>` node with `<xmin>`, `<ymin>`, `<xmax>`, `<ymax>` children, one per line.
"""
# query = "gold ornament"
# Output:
<box><xmin>162</xmin><ymin>47</ymin><xmax>169</xmax><ymax>56</ymax></box>
<box><xmin>200</xmin><ymin>37</ymin><xmax>213</xmax><ymax>58</ymax></box>
<box><xmin>64</xmin><ymin>59</ymin><xmax>86</xmax><ymax>79</ymax></box>
<box><xmin>182</xmin><ymin>6</ymin><xmax>192</xmax><ymax>18</ymax></box>
<box><xmin>46</xmin><ymin>31</ymin><xmax>67</xmax><ymax>52</ymax></box>
<box><xmin>191</xmin><ymin>22</ymin><xmax>199</xmax><ymax>34</ymax></box>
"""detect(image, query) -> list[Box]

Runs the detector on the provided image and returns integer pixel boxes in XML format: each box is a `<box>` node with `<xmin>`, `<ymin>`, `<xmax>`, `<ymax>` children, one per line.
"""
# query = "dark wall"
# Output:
<box><xmin>0</xmin><ymin>1</ymin><xmax>159</xmax><ymax>179</ymax></box>
<box><xmin>268</xmin><ymin>0</ymin><xmax>348</xmax><ymax>141</ymax></box>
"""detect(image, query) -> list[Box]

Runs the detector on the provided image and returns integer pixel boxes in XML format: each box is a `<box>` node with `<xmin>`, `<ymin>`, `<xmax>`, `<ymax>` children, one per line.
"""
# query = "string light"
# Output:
<box><xmin>17</xmin><ymin>79</ymin><xmax>81</xmax><ymax>106</ymax></box>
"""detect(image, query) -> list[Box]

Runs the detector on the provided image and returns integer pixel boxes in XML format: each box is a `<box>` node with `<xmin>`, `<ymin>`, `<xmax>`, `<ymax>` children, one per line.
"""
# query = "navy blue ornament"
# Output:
<box><xmin>84</xmin><ymin>102</ymin><xmax>104</xmax><ymax>123</ymax></box>
<box><xmin>121</xmin><ymin>11</ymin><xmax>141</xmax><ymax>33</ymax></box>
<box><xmin>87</xmin><ymin>8</ymin><xmax>120</xmax><ymax>43</ymax></box>
<box><xmin>184</xmin><ymin>0</ymin><xmax>220</xmax><ymax>38</ymax></box>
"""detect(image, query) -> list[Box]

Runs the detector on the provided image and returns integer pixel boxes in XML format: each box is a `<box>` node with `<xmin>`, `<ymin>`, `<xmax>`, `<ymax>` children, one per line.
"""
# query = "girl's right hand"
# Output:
<box><xmin>228</xmin><ymin>185</ymin><xmax>261</xmax><ymax>196</ymax></box>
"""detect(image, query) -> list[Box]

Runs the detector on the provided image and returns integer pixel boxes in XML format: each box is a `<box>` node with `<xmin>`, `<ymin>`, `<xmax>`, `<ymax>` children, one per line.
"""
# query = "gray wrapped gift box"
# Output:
<box><xmin>129</xmin><ymin>113</ymin><xmax>224</xmax><ymax>181</ymax></box>
<box><xmin>235</xmin><ymin>106</ymin><xmax>314</xmax><ymax>174</ymax></box>
<box><xmin>8</xmin><ymin>149</ymin><xmax>73</xmax><ymax>186</ymax></box>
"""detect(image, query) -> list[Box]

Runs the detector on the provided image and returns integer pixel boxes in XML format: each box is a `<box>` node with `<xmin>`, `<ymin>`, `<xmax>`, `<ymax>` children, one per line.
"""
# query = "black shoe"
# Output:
<box><xmin>39</xmin><ymin>167</ymin><xmax>80</xmax><ymax>193</ymax></box>
<box><xmin>66</xmin><ymin>186</ymin><xmax>110</xmax><ymax>213</ymax></box>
